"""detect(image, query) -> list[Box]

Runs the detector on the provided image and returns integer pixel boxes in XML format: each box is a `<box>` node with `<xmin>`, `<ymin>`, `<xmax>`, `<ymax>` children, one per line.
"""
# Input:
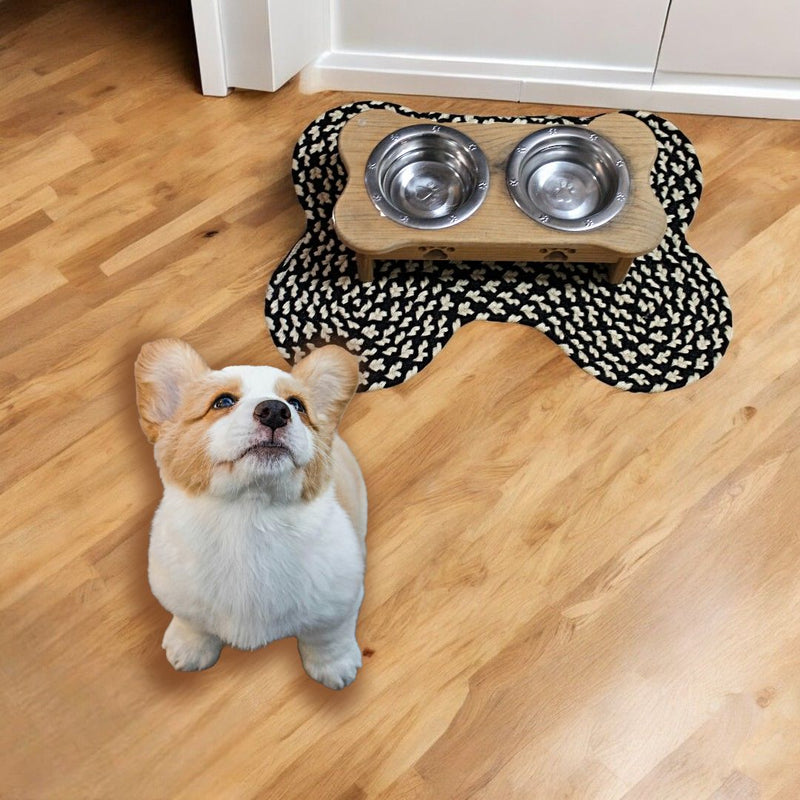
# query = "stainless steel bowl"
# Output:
<box><xmin>364</xmin><ymin>124</ymin><xmax>490</xmax><ymax>229</ymax></box>
<box><xmin>505</xmin><ymin>126</ymin><xmax>630</xmax><ymax>231</ymax></box>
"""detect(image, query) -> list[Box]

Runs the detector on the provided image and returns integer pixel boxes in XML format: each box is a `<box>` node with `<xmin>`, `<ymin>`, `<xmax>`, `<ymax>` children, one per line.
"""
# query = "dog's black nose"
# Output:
<box><xmin>253</xmin><ymin>399</ymin><xmax>291</xmax><ymax>430</ymax></box>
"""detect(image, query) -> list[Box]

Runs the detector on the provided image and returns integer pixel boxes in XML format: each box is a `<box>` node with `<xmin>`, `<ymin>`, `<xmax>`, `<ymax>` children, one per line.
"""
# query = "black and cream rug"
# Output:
<box><xmin>265</xmin><ymin>101</ymin><xmax>732</xmax><ymax>393</ymax></box>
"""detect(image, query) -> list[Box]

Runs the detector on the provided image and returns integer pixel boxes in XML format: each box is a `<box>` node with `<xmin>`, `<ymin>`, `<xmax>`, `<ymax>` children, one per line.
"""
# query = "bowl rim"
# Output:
<box><xmin>364</xmin><ymin>123</ymin><xmax>490</xmax><ymax>230</ymax></box>
<box><xmin>505</xmin><ymin>125</ymin><xmax>631</xmax><ymax>232</ymax></box>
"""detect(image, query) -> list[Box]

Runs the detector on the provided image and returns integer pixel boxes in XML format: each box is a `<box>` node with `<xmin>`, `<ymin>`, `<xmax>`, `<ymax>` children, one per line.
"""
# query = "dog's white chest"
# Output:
<box><xmin>149</xmin><ymin>489</ymin><xmax>364</xmax><ymax>650</ymax></box>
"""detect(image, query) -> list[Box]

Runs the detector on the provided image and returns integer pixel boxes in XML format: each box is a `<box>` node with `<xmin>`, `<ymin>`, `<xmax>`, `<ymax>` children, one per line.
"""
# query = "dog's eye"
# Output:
<box><xmin>212</xmin><ymin>393</ymin><xmax>237</xmax><ymax>410</ymax></box>
<box><xmin>287</xmin><ymin>396</ymin><xmax>306</xmax><ymax>414</ymax></box>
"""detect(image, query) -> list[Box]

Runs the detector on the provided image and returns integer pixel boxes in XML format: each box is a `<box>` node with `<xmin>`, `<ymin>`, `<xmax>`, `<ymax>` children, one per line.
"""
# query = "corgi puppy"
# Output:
<box><xmin>134</xmin><ymin>339</ymin><xmax>367</xmax><ymax>689</ymax></box>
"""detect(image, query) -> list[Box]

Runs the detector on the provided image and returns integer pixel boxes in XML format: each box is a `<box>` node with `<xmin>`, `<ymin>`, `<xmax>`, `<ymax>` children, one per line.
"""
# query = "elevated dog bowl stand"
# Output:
<box><xmin>333</xmin><ymin>111</ymin><xmax>667</xmax><ymax>285</ymax></box>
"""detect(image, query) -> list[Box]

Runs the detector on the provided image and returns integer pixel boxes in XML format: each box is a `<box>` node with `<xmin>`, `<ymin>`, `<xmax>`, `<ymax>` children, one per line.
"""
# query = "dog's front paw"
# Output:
<box><xmin>299</xmin><ymin>638</ymin><xmax>363</xmax><ymax>690</ymax></box>
<box><xmin>162</xmin><ymin>616</ymin><xmax>223</xmax><ymax>672</ymax></box>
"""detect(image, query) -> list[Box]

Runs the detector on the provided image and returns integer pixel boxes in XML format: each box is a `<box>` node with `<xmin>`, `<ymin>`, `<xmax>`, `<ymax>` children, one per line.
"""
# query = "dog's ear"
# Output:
<box><xmin>292</xmin><ymin>346</ymin><xmax>360</xmax><ymax>428</ymax></box>
<box><xmin>134</xmin><ymin>339</ymin><xmax>209</xmax><ymax>442</ymax></box>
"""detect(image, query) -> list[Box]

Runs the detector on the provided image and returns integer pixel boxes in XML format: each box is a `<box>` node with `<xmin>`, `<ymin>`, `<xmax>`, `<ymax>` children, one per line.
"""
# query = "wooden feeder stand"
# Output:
<box><xmin>333</xmin><ymin>110</ymin><xmax>667</xmax><ymax>285</ymax></box>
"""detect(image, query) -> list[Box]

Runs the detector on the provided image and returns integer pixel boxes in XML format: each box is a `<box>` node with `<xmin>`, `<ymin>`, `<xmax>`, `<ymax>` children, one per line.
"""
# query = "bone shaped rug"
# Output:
<box><xmin>265</xmin><ymin>101</ymin><xmax>732</xmax><ymax>393</ymax></box>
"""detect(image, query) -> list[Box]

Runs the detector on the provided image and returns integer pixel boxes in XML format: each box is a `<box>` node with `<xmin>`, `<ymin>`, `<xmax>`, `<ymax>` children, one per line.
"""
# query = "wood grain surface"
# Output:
<box><xmin>2</xmin><ymin>1</ymin><xmax>799</xmax><ymax>798</ymax></box>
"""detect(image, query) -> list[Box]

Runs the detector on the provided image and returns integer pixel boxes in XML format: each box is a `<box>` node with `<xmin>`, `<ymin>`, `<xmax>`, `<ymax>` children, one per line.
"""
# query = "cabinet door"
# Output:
<box><xmin>192</xmin><ymin>0</ymin><xmax>328</xmax><ymax>95</ymax></box>
<box><xmin>657</xmin><ymin>0</ymin><xmax>800</xmax><ymax>79</ymax></box>
<box><xmin>335</xmin><ymin>0</ymin><xmax>669</xmax><ymax>73</ymax></box>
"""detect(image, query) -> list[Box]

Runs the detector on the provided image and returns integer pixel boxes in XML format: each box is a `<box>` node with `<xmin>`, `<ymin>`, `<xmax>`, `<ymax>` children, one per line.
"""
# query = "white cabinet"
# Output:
<box><xmin>651</xmin><ymin>0</ymin><xmax>800</xmax><ymax>116</ymax></box>
<box><xmin>191</xmin><ymin>0</ymin><xmax>328</xmax><ymax>96</ymax></box>
<box><xmin>333</xmin><ymin>0</ymin><xmax>668</xmax><ymax>73</ymax></box>
<box><xmin>322</xmin><ymin>0</ymin><xmax>672</xmax><ymax>107</ymax></box>
<box><xmin>311</xmin><ymin>0</ymin><xmax>800</xmax><ymax>117</ymax></box>
<box><xmin>192</xmin><ymin>0</ymin><xmax>800</xmax><ymax>118</ymax></box>
<box><xmin>657</xmin><ymin>0</ymin><xmax>800</xmax><ymax>81</ymax></box>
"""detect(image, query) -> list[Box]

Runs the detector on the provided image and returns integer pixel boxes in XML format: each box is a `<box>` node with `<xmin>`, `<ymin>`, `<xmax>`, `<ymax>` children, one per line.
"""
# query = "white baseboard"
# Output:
<box><xmin>302</xmin><ymin>50</ymin><xmax>800</xmax><ymax>120</ymax></box>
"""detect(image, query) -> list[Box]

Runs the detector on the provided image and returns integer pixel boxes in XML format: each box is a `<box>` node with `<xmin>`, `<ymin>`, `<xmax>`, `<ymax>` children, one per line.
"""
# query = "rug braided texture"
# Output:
<box><xmin>265</xmin><ymin>101</ymin><xmax>732</xmax><ymax>392</ymax></box>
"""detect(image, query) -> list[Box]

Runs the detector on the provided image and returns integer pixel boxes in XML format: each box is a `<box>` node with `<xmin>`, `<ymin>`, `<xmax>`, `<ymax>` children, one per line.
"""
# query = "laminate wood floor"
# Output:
<box><xmin>2</xmin><ymin>1</ymin><xmax>799</xmax><ymax>798</ymax></box>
